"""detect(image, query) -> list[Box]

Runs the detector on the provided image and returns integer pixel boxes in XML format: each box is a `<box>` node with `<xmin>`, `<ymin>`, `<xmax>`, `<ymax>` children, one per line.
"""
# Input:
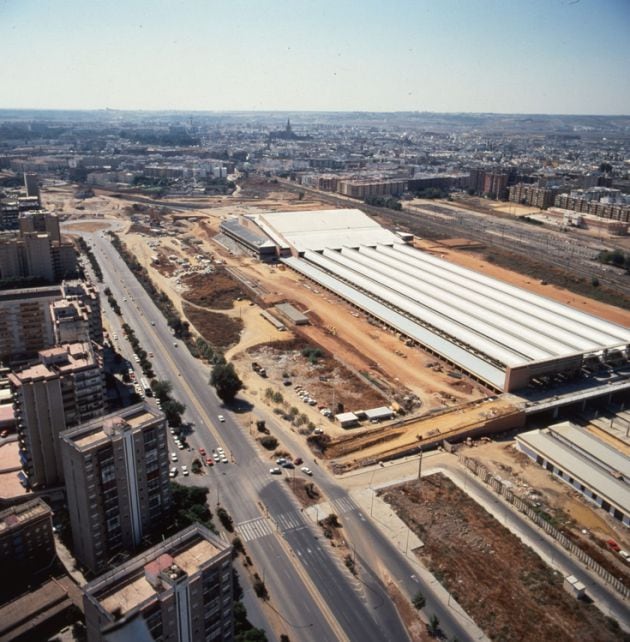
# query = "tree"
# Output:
<box><xmin>210</xmin><ymin>362</ymin><xmax>243</xmax><ymax>403</ymax></box>
<box><xmin>162</xmin><ymin>398</ymin><xmax>186</xmax><ymax>427</ymax></box>
<box><xmin>151</xmin><ymin>379</ymin><xmax>173</xmax><ymax>401</ymax></box>
<box><xmin>412</xmin><ymin>591</ymin><xmax>426</xmax><ymax>610</ymax></box>
<box><xmin>427</xmin><ymin>614</ymin><xmax>440</xmax><ymax>637</ymax></box>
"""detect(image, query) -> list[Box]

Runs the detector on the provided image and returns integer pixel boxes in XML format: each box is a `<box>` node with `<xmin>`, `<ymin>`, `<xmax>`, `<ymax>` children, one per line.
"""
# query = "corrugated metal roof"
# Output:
<box><xmin>548</xmin><ymin>422</ymin><xmax>629</xmax><ymax>479</ymax></box>
<box><xmin>283</xmin><ymin>256</ymin><xmax>506</xmax><ymax>389</ymax></box>
<box><xmin>261</xmin><ymin>209</ymin><xmax>401</xmax><ymax>252</ymax></box>
<box><xmin>517</xmin><ymin>429</ymin><xmax>630</xmax><ymax>513</ymax></box>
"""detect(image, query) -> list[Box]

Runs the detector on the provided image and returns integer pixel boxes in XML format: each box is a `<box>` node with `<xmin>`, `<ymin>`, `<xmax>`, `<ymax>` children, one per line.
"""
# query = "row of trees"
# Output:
<box><xmin>103</xmin><ymin>287</ymin><xmax>121</xmax><ymax>316</ymax></box>
<box><xmin>121</xmin><ymin>322</ymin><xmax>154</xmax><ymax>379</ymax></box>
<box><xmin>364</xmin><ymin>195</ymin><xmax>402</xmax><ymax>210</ymax></box>
<box><xmin>108</xmin><ymin>232</ymin><xmax>191</xmax><ymax>339</ymax></box>
<box><xmin>151</xmin><ymin>380</ymin><xmax>186</xmax><ymax>427</ymax></box>
<box><xmin>598</xmin><ymin>248</ymin><xmax>630</xmax><ymax>272</ymax></box>
<box><xmin>76</xmin><ymin>237</ymin><xmax>103</xmax><ymax>282</ymax></box>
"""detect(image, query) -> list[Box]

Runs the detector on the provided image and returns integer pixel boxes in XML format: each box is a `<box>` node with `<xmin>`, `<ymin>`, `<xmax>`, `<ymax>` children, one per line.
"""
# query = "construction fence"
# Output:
<box><xmin>457</xmin><ymin>454</ymin><xmax>630</xmax><ymax>600</ymax></box>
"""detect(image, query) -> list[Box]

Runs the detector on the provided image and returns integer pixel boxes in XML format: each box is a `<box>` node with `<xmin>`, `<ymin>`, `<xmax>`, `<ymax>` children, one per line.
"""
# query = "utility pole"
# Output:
<box><xmin>417</xmin><ymin>447</ymin><xmax>423</xmax><ymax>483</ymax></box>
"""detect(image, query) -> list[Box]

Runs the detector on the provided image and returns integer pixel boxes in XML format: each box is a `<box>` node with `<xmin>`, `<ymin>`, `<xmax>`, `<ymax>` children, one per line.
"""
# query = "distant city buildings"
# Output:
<box><xmin>61</xmin><ymin>404</ymin><xmax>171</xmax><ymax>573</ymax></box>
<box><xmin>83</xmin><ymin>523</ymin><xmax>233</xmax><ymax>642</ymax></box>
<box><xmin>508</xmin><ymin>183</ymin><xmax>558</xmax><ymax>209</ymax></box>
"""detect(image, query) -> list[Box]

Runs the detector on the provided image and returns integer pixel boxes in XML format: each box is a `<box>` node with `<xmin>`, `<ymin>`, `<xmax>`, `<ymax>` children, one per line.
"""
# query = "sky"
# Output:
<box><xmin>0</xmin><ymin>0</ymin><xmax>629</xmax><ymax>114</ymax></box>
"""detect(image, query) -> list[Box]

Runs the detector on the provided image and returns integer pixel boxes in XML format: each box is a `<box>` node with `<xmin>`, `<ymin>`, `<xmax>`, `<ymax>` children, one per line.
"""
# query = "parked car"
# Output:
<box><xmin>607</xmin><ymin>539</ymin><xmax>621</xmax><ymax>553</ymax></box>
<box><xmin>300</xmin><ymin>466</ymin><xmax>312</xmax><ymax>476</ymax></box>
<box><xmin>206</xmin><ymin>457</ymin><xmax>214</xmax><ymax>466</ymax></box>
<box><xmin>294</xmin><ymin>457</ymin><xmax>303</xmax><ymax>465</ymax></box>
<box><xmin>269</xmin><ymin>467</ymin><xmax>282</xmax><ymax>475</ymax></box>
<box><xmin>171</xmin><ymin>452</ymin><xmax>178</xmax><ymax>462</ymax></box>
<box><xmin>169</xmin><ymin>467</ymin><xmax>178</xmax><ymax>478</ymax></box>
<box><xmin>181</xmin><ymin>465</ymin><xmax>189</xmax><ymax>476</ymax></box>
<box><xmin>218</xmin><ymin>415</ymin><xmax>225</xmax><ymax>422</ymax></box>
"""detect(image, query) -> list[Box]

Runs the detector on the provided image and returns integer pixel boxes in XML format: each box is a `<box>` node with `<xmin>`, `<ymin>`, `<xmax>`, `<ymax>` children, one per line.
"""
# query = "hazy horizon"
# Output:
<box><xmin>1</xmin><ymin>0</ymin><xmax>629</xmax><ymax>115</ymax></box>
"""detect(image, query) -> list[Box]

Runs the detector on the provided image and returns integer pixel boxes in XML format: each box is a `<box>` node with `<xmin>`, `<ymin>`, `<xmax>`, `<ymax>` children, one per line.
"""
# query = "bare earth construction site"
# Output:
<box><xmin>57</xmin><ymin>180</ymin><xmax>630</xmax><ymax>636</ymax></box>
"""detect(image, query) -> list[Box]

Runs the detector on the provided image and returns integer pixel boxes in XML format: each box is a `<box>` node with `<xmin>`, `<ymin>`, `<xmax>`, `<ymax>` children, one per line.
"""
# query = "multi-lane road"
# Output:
<box><xmin>81</xmin><ymin>226</ymin><xmax>426</xmax><ymax>642</ymax></box>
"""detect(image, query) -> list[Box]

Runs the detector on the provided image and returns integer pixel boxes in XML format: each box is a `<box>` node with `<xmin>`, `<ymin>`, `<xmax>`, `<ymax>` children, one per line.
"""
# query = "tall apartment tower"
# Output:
<box><xmin>9</xmin><ymin>342</ymin><xmax>104</xmax><ymax>488</ymax></box>
<box><xmin>19</xmin><ymin>211</ymin><xmax>60</xmax><ymax>242</ymax></box>
<box><xmin>23</xmin><ymin>172</ymin><xmax>40</xmax><ymax>202</ymax></box>
<box><xmin>83</xmin><ymin>524</ymin><xmax>234</xmax><ymax>642</ymax></box>
<box><xmin>61</xmin><ymin>404</ymin><xmax>172</xmax><ymax>574</ymax></box>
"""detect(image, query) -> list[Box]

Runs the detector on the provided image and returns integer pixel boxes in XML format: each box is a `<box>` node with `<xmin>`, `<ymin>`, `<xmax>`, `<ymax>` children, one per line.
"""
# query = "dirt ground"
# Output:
<box><xmin>284</xmin><ymin>477</ymin><xmax>321</xmax><ymax>508</ymax></box>
<box><xmin>459</xmin><ymin>439</ymin><xmax>630</xmax><ymax>580</ymax></box>
<box><xmin>230</xmin><ymin>260</ymin><xmax>490</xmax><ymax>408</ymax></box>
<box><xmin>182</xmin><ymin>302</ymin><xmax>243</xmax><ymax>349</ymax></box>
<box><xmin>381</xmin><ymin>474</ymin><xmax>627</xmax><ymax>642</ymax></box>
<box><xmin>326</xmin><ymin>397</ymin><xmax>521</xmax><ymax>469</ymax></box>
<box><xmin>181</xmin><ymin>270</ymin><xmax>245</xmax><ymax>309</ymax></box>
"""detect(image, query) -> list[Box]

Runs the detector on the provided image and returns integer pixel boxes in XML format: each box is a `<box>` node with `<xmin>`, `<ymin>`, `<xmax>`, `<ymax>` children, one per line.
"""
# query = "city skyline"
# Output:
<box><xmin>1</xmin><ymin>0</ymin><xmax>629</xmax><ymax>115</ymax></box>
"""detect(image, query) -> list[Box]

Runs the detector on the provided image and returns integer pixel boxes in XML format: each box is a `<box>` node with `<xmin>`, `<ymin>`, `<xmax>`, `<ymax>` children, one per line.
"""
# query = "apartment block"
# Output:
<box><xmin>0</xmin><ymin>498</ymin><xmax>55</xmax><ymax>576</ymax></box>
<box><xmin>19</xmin><ymin>211</ymin><xmax>60</xmax><ymax>242</ymax></box>
<box><xmin>0</xmin><ymin>285</ymin><xmax>60</xmax><ymax>362</ymax></box>
<box><xmin>508</xmin><ymin>183</ymin><xmax>558</xmax><ymax>209</ymax></box>
<box><xmin>84</xmin><ymin>524</ymin><xmax>234</xmax><ymax>642</ymax></box>
<box><xmin>10</xmin><ymin>342</ymin><xmax>104</xmax><ymax>488</ymax></box>
<box><xmin>337</xmin><ymin>178</ymin><xmax>408</xmax><ymax>199</ymax></box>
<box><xmin>0</xmin><ymin>211</ymin><xmax>77</xmax><ymax>282</ymax></box>
<box><xmin>0</xmin><ymin>281</ymin><xmax>103</xmax><ymax>362</ymax></box>
<box><xmin>61</xmin><ymin>404</ymin><xmax>171</xmax><ymax>574</ymax></box>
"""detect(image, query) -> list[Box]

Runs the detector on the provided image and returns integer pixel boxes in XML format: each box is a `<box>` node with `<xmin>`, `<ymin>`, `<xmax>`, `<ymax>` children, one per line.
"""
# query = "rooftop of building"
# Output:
<box><xmin>0</xmin><ymin>285</ymin><xmax>61</xmax><ymax>302</ymax></box>
<box><xmin>10</xmin><ymin>343</ymin><xmax>97</xmax><ymax>384</ymax></box>
<box><xmin>62</xmin><ymin>403</ymin><xmax>161</xmax><ymax>452</ymax></box>
<box><xmin>85</xmin><ymin>524</ymin><xmax>228</xmax><ymax>617</ymax></box>
<box><xmin>0</xmin><ymin>497</ymin><xmax>51</xmax><ymax>534</ymax></box>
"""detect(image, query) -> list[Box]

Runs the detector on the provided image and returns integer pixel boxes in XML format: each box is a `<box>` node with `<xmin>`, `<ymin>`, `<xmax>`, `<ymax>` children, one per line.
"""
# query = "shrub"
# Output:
<box><xmin>259</xmin><ymin>436</ymin><xmax>278</xmax><ymax>450</ymax></box>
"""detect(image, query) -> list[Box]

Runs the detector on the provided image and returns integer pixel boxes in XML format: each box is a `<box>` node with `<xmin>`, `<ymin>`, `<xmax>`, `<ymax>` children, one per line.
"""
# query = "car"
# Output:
<box><xmin>199</xmin><ymin>447</ymin><xmax>206</xmax><ymax>456</ymax></box>
<box><xmin>294</xmin><ymin>457</ymin><xmax>303</xmax><ymax>465</ymax></box>
<box><xmin>169</xmin><ymin>467</ymin><xmax>178</xmax><ymax>478</ymax></box>
<box><xmin>173</xmin><ymin>342</ymin><xmax>178</xmax><ymax>347</ymax></box>
<box><xmin>151</xmin><ymin>321</ymin><xmax>155</xmax><ymax>326</ymax></box>
<box><xmin>607</xmin><ymin>539</ymin><xmax>621</xmax><ymax>553</ymax></box>
<box><xmin>206</xmin><ymin>456</ymin><xmax>214</xmax><ymax>466</ymax></box>
<box><xmin>169</xmin><ymin>428</ymin><xmax>176</xmax><ymax>434</ymax></box>
<box><xmin>221</xmin><ymin>456</ymin><xmax>229</xmax><ymax>464</ymax></box>
<box><xmin>269</xmin><ymin>467</ymin><xmax>282</xmax><ymax>475</ymax></box>
<box><xmin>213</xmin><ymin>453</ymin><xmax>220</xmax><ymax>462</ymax></box>
<box><xmin>300</xmin><ymin>466</ymin><xmax>312</xmax><ymax>476</ymax></box>
<box><xmin>217</xmin><ymin>447</ymin><xmax>225</xmax><ymax>454</ymax></box>
<box><xmin>177</xmin><ymin>443</ymin><xmax>185</xmax><ymax>450</ymax></box>
<box><xmin>122</xmin><ymin>297</ymin><xmax>127</xmax><ymax>302</ymax></box>
<box><xmin>181</xmin><ymin>465</ymin><xmax>189</xmax><ymax>476</ymax></box>
<box><xmin>276</xmin><ymin>458</ymin><xmax>287</xmax><ymax>466</ymax></box>
<box><xmin>0</xmin><ymin>430</ymin><xmax>9</xmax><ymax>438</ymax></box>
<box><xmin>281</xmin><ymin>461</ymin><xmax>294</xmax><ymax>469</ymax></box>
<box><xmin>619</xmin><ymin>550</ymin><xmax>629</xmax><ymax>563</ymax></box>
<box><xmin>218</xmin><ymin>415</ymin><xmax>225</xmax><ymax>422</ymax></box>
<box><xmin>171</xmin><ymin>452</ymin><xmax>178</xmax><ymax>462</ymax></box>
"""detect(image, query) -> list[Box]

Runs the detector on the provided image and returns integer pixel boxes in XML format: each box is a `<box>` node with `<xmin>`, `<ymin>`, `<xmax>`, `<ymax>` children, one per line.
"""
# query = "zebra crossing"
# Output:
<box><xmin>236</xmin><ymin>516</ymin><xmax>274</xmax><ymax>542</ymax></box>
<box><xmin>330</xmin><ymin>496</ymin><xmax>357</xmax><ymax>515</ymax></box>
<box><xmin>236</xmin><ymin>496</ymin><xmax>358</xmax><ymax>544</ymax></box>
<box><xmin>236</xmin><ymin>510</ymin><xmax>307</xmax><ymax>542</ymax></box>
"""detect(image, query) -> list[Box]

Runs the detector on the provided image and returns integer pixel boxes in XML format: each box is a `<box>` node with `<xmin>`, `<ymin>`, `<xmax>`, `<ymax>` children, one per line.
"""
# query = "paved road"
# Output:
<box><xmin>80</xmin><ymin>226</ymin><xmax>408</xmax><ymax>642</ymax></box>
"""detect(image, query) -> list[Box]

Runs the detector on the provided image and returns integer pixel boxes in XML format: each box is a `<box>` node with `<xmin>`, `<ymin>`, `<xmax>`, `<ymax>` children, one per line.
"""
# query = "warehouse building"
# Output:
<box><xmin>224</xmin><ymin>209</ymin><xmax>630</xmax><ymax>393</ymax></box>
<box><xmin>517</xmin><ymin>423</ymin><xmax>630</xmax><ymax>526</ymax></box>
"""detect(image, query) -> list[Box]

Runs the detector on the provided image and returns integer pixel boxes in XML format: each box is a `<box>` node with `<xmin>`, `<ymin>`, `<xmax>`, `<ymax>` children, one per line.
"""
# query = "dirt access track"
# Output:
<box><xmin>382</xmin><ymin>474</ymin><xmax>627</xmax><ymax>642</ymax></box>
